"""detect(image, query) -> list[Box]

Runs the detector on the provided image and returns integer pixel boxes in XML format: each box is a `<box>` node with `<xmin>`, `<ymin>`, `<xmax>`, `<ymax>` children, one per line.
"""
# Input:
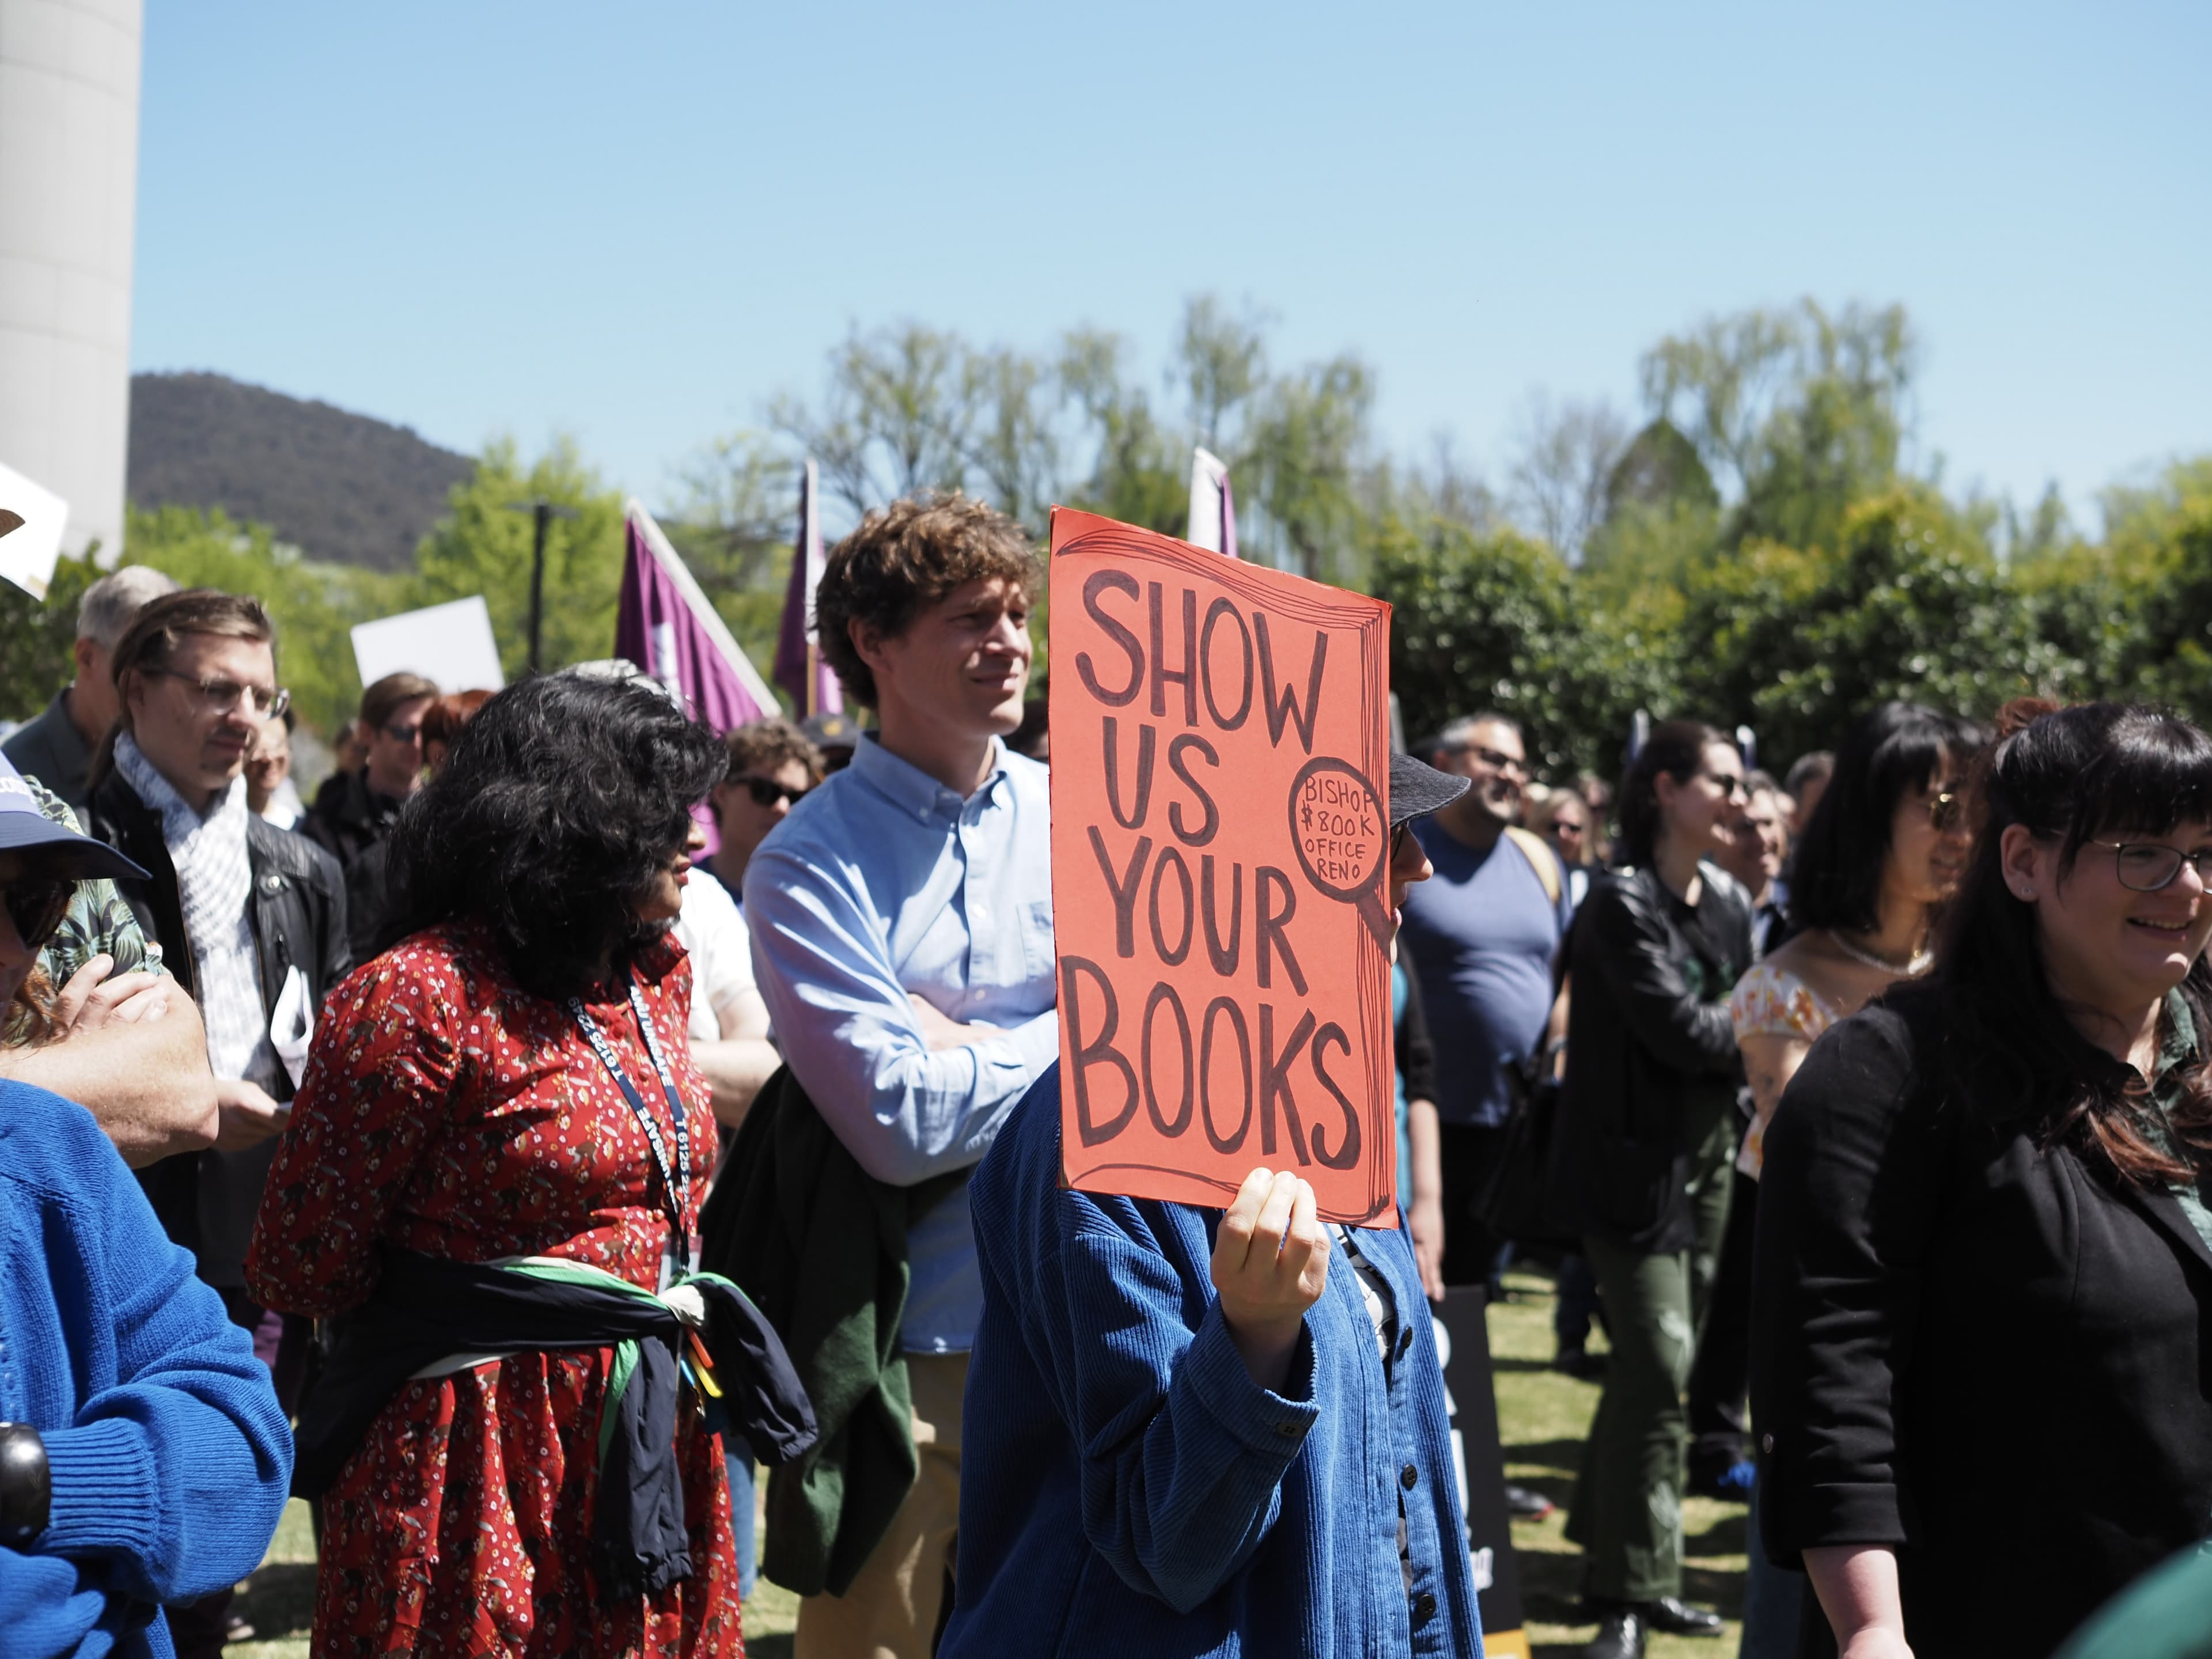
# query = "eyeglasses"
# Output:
<box><xmin>1926</xmin><ymin>789</ymin><xmax>1965</xmax><ymax>832</ymax></box>
<box><xmin>1699</xmin><ymin>771</ymin><xmax>1750</xmax><ymax>800</ymax></box>
<box><xmin>1453</xmin><ymin>744</ymin><xmax>1527</xmax><ymax>777</ymax></box>
<box><xmin>736</xmin><ymin>775</ymin><xmax>809</xmax><ymax>809</ymax></box>
<box><xmin>143</xmin><ymin>667</ymin><xmax>290</xmax><ymax>719</ymax></box>
<box><xmin>5</xmin><ymin>876</ymin><xmax>71</xmax><ymax>951</ymax></box>
<box><xmin>1551</xmin><ymin>819</ymin><xmax>1587</xmax><ymax>839</ymax></box>
<box><xmin>2089</xmin><ymin>840</ymin><xmax>2212</xmax><ymax>893</ymax></box>
<box><xmin>384</xmin><ymin>722</ymin><xmax>422</xmax><ymax>744</ymax></box>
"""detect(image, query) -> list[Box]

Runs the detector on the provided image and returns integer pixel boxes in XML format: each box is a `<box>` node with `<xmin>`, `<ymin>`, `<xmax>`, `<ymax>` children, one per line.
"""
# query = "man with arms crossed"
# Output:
<box><xmin>81</xmin><ymin>590</ymin><xmax>351</xmax><ymax>1657</ymax></box>
<box><xmin>747</xmin><ymin>494</ymin><xmax>1054</xmax><ymax>1657</ymax></box>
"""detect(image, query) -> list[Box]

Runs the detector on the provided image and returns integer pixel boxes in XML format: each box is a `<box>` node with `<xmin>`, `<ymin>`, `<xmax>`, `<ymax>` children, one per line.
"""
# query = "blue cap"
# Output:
<box><xmin>0</xmin><ymin>752</ymin><xmax>148</xmax><ymax>882</ymax></box>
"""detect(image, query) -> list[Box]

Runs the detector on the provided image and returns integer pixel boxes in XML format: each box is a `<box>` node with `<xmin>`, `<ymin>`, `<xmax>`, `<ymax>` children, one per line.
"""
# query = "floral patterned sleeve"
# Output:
<box><xmin>28</xmin><ymin>778</ymin><xmax>154</xmax><ymax>984</ymax></box>
<box><xmin>244</xmin><ymin>942</ymin><xmax>465</xmax><ymax>1317</ymax></box>
<box><xmin>1729</xmin><ymin>960</ymin><xmax>1831</xmax><ymax>1043</ymax></box>
<box><xmin>1729</xmin><ymin>960</ymin><xmax>1838</xmax><ymax>1179</ymax></box>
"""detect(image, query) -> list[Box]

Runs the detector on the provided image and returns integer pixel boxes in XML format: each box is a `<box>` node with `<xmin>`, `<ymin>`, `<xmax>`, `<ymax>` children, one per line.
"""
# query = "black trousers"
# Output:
<box><xmin>1437</xmin><ymin>1122</ymin><xmax>1510</xmax><ymax>1288</ymax></box>
<box><xmin>1685</xmin><ymin>1168</ymin><xmax>1760</xmax><ymax>1479</ymax></box>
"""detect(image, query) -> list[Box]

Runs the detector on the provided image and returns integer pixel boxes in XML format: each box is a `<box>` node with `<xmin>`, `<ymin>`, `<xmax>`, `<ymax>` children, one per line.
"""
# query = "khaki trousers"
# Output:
<box><xmin>796</xmin><ymin>1351</ymin><xmax>967</xmax><ymax>1659</ymax></box>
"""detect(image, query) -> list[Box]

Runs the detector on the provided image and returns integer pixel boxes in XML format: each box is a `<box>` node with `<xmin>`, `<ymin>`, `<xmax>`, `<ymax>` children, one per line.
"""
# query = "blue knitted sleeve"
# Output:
<box><xmin>0</xmin><ymin>1550</ymin><xmax>109</xmax><ymax>1658</ymax></box>
<box><xmin>33</xmin><ymin>1100</ymin><xmax>295</xmax><ymax>1607</ymax></box>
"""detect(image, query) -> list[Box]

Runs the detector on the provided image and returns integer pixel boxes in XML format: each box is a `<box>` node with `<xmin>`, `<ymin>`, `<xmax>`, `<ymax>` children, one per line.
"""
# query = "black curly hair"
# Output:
<box><xmin>379</xmin><ymin>673</ymin><xmax>727</xmax><ymax>999</ymax></box>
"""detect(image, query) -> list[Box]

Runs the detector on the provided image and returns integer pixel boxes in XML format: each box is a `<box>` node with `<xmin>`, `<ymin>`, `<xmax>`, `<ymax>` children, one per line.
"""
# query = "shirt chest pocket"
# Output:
<box><xmin>1020</xmin><ymin>898</ymin><xmax>1056</xmax><ymax>984</ymax></box>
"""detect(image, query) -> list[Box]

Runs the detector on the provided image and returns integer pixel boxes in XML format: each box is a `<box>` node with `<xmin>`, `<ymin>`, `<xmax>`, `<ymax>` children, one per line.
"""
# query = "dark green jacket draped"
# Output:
<box><xmin>699</xmin><ymin>1064</ymin><xmax>966</xmax><ymax>1597</ymax></box>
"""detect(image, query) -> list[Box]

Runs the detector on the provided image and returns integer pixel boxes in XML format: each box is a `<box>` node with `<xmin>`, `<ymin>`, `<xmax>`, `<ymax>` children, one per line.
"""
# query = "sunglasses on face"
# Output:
<box><xmin>5</xmin><ymin>877</ymin><xmax>71</xmax><ymax>952</ymax></box>
<box><xmin>1926</xmin><ymin>789</ymin><xmax>1964</xmax><ymax>832</ymax></box>
<box><xmin>143</xmin><ymin>666</ymin><xmax>290</xmax><ymax>719</ymax></box>
<box><xmin>1455</xmin><ymin>744</ymin><xmax>1526</xmax><ymax>776</ymax></box>
<box><xmin>735</xmin><ymin>775</ymin><xmax>809</xmax><ymax>809</ymax></box>
<box><xmin>384</xmin><ymin>722</ymin><xmax>422</xmax><ymax>744</ymax></box>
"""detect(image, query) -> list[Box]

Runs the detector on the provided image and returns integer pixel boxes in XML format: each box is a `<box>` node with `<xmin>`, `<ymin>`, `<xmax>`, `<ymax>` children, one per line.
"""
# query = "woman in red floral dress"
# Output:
<box><xmin>247</xmin><ymin>673</ymin><xmax>742</xmax><ymax>1657</ymax></box>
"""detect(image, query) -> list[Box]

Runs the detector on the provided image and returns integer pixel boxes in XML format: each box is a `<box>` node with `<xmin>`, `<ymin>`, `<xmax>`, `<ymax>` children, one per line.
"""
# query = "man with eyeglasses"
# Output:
<box><xmin>301</xmin><ymin>671</ymin><xmax>438</xmax><ymax>876</ymax></box>
<box><xmin>78</xmin><ymin>589</ymin><xmax>351</xmax><ymax>1659</ymax></box>
<box><xmin>1398</xmin><ymin>712</ymin><xmax>1574</xmax><ymax>1279</ymax></box>
<box><xmin>704</xmin><ymin>715</ymin><xmax>825</xmax><ymax>908</ymax></box>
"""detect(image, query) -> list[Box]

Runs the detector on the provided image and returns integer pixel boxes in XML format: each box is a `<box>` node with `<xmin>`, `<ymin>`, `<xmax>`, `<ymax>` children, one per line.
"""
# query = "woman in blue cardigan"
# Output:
<box><xmin>0</xmin><ymin>1074</ymin><xmax>293</xmax><ymax>1659</ymax></box>
<box><xmin>3</xmin><ymin>794</ymin><xmax>293</xmax><ymax>1658</ymax></box>
<box><xmin>945</xmin><ymin>753</ymin><xmax>1484</xmax><ymax>1657</ymax></box>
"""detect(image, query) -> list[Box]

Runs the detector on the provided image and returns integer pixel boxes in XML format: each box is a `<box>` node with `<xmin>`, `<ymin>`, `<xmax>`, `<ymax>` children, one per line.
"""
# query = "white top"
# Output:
<box><xmin>673</xmin><ymin>869</ymin><xmax>755</xmax><ymax>1044</ymax></box>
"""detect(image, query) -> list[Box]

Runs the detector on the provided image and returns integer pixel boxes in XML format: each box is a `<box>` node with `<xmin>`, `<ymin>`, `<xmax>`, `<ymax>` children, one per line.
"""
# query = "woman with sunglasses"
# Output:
<box><xmin>1552</xmin><ymin>719</ymin><xmax>1755</xmax><ymax>1659</ymax></box>
<box><xmin>1711</xmin><ymin>704</ymin><xmax>1981</xmax><ymax>1657</ymax></box>
<box><xmin>1753</xmin><ymin>701</ymin><xmax>2212</xmax><ymax>1658</ymax></box>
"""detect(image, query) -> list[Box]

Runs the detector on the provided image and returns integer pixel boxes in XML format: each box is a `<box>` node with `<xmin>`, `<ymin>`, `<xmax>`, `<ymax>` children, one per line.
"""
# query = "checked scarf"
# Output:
<box><xmin>113</xmin><ymin>732</ymin><xmax>275</xmax><ymax>1083</ymax></box>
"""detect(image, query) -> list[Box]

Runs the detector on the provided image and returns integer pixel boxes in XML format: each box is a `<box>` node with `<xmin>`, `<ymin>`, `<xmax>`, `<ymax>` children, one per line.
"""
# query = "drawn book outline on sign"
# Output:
<box><xmin>1047</xmin><ymin>507</ymin><xmax>1396</xmax><ymax>1225</ymax></box>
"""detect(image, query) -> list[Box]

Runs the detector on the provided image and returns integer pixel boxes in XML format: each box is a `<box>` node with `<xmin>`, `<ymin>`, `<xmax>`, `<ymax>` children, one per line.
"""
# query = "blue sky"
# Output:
<box><xmin>134</xmin><ymin>2</ymin><xmax>2210</xmax><ymax>531</ymax></box>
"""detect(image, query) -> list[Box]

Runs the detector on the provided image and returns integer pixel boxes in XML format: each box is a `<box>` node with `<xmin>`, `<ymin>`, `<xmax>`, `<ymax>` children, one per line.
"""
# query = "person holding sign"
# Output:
<box><xmin>743</xmin><ymin>494</ymin><xmax>1056</xmax><ymax>1658</ymax></box>
<box><xmin>942</xmin><ymin>748</ymin><xmax>1482</xmax><ymax>1658</ymax></box>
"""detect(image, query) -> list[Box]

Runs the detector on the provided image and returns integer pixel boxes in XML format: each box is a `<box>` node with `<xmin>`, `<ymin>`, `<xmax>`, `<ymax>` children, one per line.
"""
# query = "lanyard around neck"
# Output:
<box><xmin>570</xmin><ymin>978</ymin><xmax>692</xmax><ymax>1241</ymax></box>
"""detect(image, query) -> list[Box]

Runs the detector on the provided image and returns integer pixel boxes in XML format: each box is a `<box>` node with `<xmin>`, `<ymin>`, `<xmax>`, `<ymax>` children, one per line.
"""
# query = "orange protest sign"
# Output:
<box><xmin>1047</xmin><ymin>507</ymin><xmax>1397</xmax><ymax>1225</ymax></box>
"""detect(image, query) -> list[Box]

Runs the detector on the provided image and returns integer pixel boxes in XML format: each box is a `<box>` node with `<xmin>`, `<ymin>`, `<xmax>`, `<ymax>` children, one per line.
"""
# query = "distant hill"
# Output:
<box><xmin>127</xmin><ymin>372</ymin><xmax>473</xmax><ymax>571</ymax></box>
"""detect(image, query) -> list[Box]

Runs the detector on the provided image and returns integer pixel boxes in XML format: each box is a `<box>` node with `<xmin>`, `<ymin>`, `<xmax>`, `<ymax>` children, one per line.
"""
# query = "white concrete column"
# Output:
<box><xmin>0</xmin><ymin>0</ymin><xmax>142</xmax><ymax>560</ymax></box>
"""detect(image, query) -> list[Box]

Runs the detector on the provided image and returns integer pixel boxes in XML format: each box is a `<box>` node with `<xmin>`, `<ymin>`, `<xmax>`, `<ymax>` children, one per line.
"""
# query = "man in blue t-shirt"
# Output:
<box><xmin>1397</xmin><ymin>712</ymin><xmax>1571</xmax><ymax>1290</ymax></box>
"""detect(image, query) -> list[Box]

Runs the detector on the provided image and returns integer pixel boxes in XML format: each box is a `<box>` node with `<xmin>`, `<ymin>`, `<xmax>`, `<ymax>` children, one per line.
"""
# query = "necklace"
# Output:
<box><xmin>1827</xmin><ymin>928</ymin><xmax>1933</xmax><ymax>978</ymax></box>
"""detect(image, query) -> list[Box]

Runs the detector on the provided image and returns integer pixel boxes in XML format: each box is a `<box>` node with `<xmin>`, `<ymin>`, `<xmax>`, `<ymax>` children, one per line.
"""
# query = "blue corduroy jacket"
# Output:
<box><xmin>0</xmin><ymin>1081</ymin><xmax>293</xmax><ymax>1659</ymax></box>
<box><xmin>943</xmin><ymin>1065</ymin><xmax>1483</xmax><ymax>1657</ymax></box>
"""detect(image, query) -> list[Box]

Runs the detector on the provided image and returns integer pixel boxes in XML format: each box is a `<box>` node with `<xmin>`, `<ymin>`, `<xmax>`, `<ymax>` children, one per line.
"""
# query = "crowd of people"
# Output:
<box><xmin>2</xmin><ymin>497</ymin><xmax>2210</xmax><ymax>1659</ymax></box>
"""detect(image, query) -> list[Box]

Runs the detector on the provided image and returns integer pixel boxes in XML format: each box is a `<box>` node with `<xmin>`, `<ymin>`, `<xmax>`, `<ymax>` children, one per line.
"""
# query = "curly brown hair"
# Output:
<box><xmin>815</xmin><ymin>493</ymin><xmax>1040</xmax><ymax>707</ymax></box>
<box><xmin>724</xmin><ymin>717</ymin><xmax>824</xmax><ymax>785</ymax></box>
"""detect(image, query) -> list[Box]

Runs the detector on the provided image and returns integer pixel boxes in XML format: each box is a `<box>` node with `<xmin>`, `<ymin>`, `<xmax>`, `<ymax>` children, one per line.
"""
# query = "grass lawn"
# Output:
<box><xmin>229</xmin><ymin>1266</ymin><xmax>1743</xmax><ymax>1657</ymax></box>
<box><xmin>1490</xmin><ymin>1266</ymin><xmax>1746</xmax><ymax>1658</ymax></box>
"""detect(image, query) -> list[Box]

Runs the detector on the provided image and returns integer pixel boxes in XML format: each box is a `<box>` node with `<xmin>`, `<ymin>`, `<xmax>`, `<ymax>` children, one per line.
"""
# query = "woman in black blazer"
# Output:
<box><xmin>1752</xmin><ymin>701</ymin><xmax>2212</xmax><ymax>1659</ymax></box>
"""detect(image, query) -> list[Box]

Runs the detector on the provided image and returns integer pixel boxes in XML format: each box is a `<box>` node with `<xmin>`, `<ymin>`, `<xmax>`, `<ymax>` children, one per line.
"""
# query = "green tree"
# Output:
<box><xmin>409</xmin><ymin>437</ymin><xmax>627</xmax><ymax>684</ymax></box>
<box><xmin>666</xmin><ymin>429</ymin><xmax>801</xmax><ymax>691</ymax></box>
<box><xmin>0</xmin><ymin>550</ymin><xmax>104</xmax><ymax>725</ymax></box>
<box><xmin>126</xmin><ymin>506</ymin><xmax>407</xmax><ymax>738</ymax></box>
<box><xmin>1370</xmin><ymin>512</ymin><xmax>1672</xmax><ymax>781</ymax></box>
<box><xmin>1641</xmin><ymin>298</ymin><xmax>1915</xmax><ymax>554</ymax></box>
<box><xmin>1678</xmin><ymin>490</ymin><xmax>2059</xmax><ymax>763</ymax></box>
<box><xmin>1057</xmin><ymin>328</ymin><xmax>1188</xmax><ymax>536</ymax></box>
<box><xmin>1243</xmin><ymin>354</ymin><xmax>1375</xmax><ymax>582</ymax></box>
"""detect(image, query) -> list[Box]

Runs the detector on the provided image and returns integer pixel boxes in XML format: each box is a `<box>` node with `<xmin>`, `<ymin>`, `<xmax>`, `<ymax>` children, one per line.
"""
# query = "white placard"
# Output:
<box><xmin>350</xmin><ymin>596</ymin><xmax>506</xmax><ymax>694</ymax></box>
<box><xmin>0</xmin><ymin>462</ymin><xmax>70</xmax><ymax>600</ymax></box>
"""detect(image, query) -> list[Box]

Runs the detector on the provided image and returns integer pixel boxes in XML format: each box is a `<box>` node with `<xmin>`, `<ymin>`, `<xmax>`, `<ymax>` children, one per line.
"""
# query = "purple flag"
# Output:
<box><xmin>774</xmin><ymin>459</ymin><xmax>844</xmax><ymax>717</ymax></box>
<box><xmin>1187</xmin><ymin>446</ymin><xmax>1238</xmax><ymax>559</ymax></box>
<box><xmin>616</xmin><ymin>500</ymin><xmax>779</xmax><ymax>736</ymax></box>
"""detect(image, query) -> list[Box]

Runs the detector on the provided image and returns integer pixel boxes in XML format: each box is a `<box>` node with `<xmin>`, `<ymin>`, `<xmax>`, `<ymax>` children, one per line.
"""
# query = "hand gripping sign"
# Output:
<box><xmin>1048</xmin><ymin>507</ymin><xmax>1397</xmax><ymax>1225</ymax></box>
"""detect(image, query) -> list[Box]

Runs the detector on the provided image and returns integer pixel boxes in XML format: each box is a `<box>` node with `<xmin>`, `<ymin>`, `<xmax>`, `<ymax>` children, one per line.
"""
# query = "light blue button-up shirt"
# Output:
<box><xmin>744</xmin><ymin>733</ymin><xmax>1058</xmax><ymax>1352</ymax></box>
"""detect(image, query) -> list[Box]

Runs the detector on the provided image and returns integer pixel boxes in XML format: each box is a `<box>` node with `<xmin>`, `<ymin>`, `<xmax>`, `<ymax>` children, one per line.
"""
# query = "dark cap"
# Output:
<box><xmin>0</xmin><ymin>753</ymin><xmax>148</xmax><ymax>883</ymax></box>
<box><xmin>1389</xmin><ymin>751</ymin><xmax>1469</xmax><ymax>827</ymax></box>
<box><xmin>802</xmin><ymin>711</ymin><xmax>860</xmax><ymax>753</ymax></box>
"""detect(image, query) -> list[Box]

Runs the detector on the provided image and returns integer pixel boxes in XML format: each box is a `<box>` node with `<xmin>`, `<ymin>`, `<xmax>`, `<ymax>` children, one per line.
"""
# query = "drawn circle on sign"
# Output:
<box><xmin>1287</xmin><ymin>757</ymin><xmax>1393</xmax><ymax>946</ymax></box>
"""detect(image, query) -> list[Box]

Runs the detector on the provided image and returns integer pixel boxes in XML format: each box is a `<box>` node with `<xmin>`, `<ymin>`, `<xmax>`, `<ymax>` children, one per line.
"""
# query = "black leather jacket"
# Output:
<box><xmin>82</xmin><ymin>767</ymin><xmax>353</xmax><ymax>1282</ymax></box>
<box><xmin>1549</xmin><ymin>862</ymin><xmax>1752</xmax><ymax>1252</ymax></box>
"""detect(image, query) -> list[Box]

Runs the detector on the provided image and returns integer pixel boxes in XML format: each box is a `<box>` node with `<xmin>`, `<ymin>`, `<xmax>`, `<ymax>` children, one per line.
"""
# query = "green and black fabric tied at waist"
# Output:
<box><xmin>293</xmin><ymin>1249</ymin><xmax>817</xmax><ymax>1598</ymax></box>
